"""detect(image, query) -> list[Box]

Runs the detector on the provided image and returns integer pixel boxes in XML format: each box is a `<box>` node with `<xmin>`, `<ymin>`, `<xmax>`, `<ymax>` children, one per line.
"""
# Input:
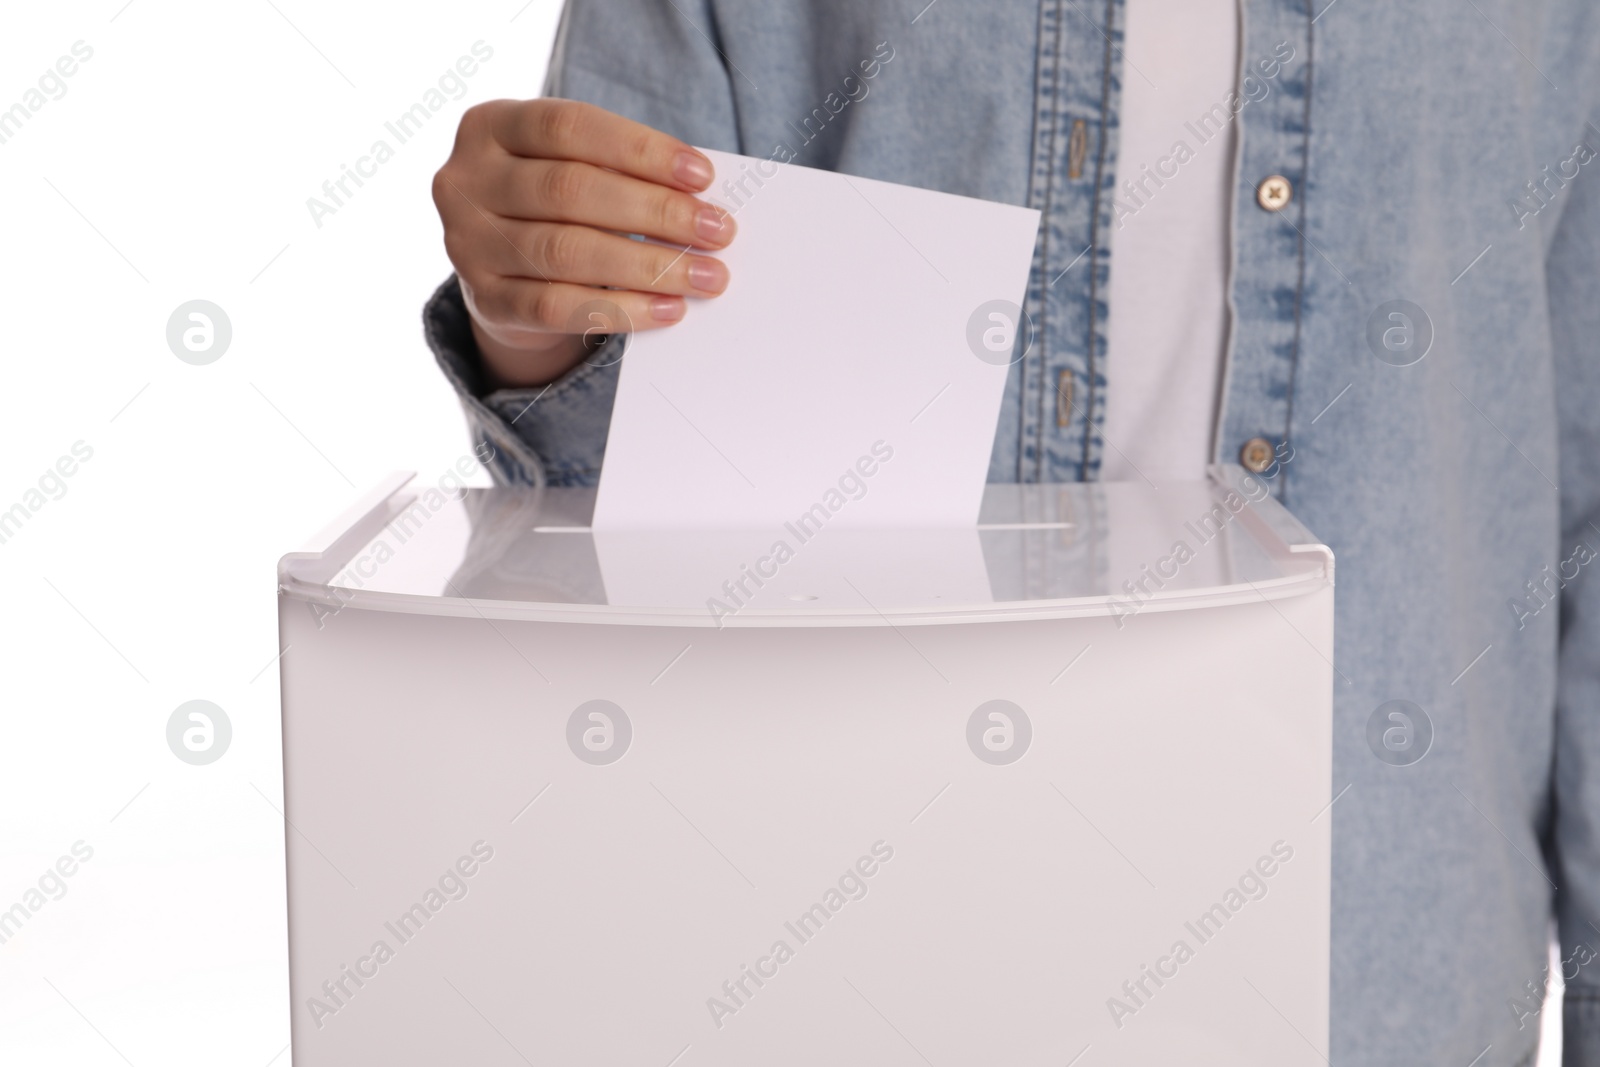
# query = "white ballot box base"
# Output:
<box><xmin>276</xmin><ymin>469</ymin><xmax>1333</xmax><ymax>1066</ymax></box>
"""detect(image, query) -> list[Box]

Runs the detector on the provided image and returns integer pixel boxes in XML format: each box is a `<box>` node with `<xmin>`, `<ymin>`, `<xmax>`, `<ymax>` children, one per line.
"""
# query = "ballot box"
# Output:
<box><xmin>275</xmin><ymin>465</ymin><xmax>1333</xmax><ymax>1066</ymax></box>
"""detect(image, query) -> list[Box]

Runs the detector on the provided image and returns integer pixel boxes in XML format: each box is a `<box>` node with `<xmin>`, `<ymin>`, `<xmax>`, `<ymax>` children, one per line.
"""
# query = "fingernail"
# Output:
<box><xmin>650</xmin><ymin>296</ymin><xmax>686</xmax><ymax>322</ymax></box>
<box><xmin>687</xmin><ymin>259</ymin><xmax>728</xmax><ymax>294</ymax></box>
<box><xmin>696</xmin><ymin>206</ymin><xmax>733</xmax><ymax>242</ymax></box>
<box><xmin>674</xmin><ymin>151</ymin><xmax>714</xmax><ymax>189</ymax></box>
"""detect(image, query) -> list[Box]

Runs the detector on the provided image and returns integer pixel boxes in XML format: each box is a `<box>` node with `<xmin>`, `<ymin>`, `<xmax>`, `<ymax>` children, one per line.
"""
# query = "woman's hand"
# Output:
<box><xmin>432</xmin><ymin>99</ymin><xmax>735</xmax><ymax>388</ymax></box>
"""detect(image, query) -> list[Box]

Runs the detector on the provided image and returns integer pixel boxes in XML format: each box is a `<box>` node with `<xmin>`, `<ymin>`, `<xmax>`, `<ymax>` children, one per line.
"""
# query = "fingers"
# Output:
<box><xmin>481</xmin><ymin>158</ymin><xmax>734</xmax><ymax>249</ymax></box>
<box><xmin>436</xmin><ymin>150</ymin><xmax>735</xmax><ymax>251</ymax></box>
<box><xmin>487</xmin><ymin>98</ymin><xmax>715</xmax><ymax>193</ymax></box>
<box><xmin>467</xmin><ymin>277</ymin><xmax>690</xmax><ymax>344</ymax></box>
<box><xmin>466</xmin><ymin>219</ymin><xmax>729</xmax><ymax>297</ymax></box>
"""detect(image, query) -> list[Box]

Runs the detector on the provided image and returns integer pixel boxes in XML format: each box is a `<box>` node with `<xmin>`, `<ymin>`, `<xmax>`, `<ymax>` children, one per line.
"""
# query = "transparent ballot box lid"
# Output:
<box><xmin>277</xmin><ymin>465</ymin><xmax>1332</xmax><ymax>628</ymax></box>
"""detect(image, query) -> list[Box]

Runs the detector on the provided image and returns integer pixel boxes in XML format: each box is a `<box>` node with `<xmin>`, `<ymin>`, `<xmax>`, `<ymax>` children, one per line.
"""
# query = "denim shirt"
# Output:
<box><xmin>424</xmin><ymin>2</ymin><xmax>1600</xmax><ymax>1062</ymax></box>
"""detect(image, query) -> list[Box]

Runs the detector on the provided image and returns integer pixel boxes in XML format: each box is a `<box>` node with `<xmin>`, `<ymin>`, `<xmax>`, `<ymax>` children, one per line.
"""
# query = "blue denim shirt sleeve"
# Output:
<box><xmin>423</xmin><ymin>274</ymin><xmax>623</xmax><ymax>487</ymax></box>
<box><xmin>1550</xmin><ymin>99</ymin><xmax>1600</xmax><ymax>1066</ymax></box>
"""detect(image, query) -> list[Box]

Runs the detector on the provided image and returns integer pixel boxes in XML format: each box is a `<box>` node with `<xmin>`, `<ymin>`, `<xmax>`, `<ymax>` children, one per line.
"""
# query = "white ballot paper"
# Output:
<box><xmin>591</xmin><ymin>148</ymin><xmax>1041</xmax><ymax>531</ymax></box>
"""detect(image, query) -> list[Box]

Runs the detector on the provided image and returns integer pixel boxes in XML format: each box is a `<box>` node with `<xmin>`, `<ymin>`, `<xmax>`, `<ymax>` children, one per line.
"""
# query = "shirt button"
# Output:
<box><xmin>1256</xmin><ymin>175</ymin><xmax>1293</xmax><ymax>212</ymax></box>
<box><xmin>1239</xmin><ymin>437</ymin><xmax>1276</xmax><ymax>473</ymax></box>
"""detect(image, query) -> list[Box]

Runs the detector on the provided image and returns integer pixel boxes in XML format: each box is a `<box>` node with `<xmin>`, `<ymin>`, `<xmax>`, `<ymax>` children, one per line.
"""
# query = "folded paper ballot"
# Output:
<box><xmin>591</xmin><ymin>148</ymin><xmax>1041</xmax><ymax>531</ymax></box>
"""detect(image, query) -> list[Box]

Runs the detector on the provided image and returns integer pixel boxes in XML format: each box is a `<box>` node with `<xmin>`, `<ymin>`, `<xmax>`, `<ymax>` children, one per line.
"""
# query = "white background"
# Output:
<box><xmin>0</xmin><ymin>2</ymin><xmax>1567</xmax><ymax>1064</ymax></box>
<box><xmin>0</xmin><ymin>3</ymin><xmax>560</xmax><ymax>1064</ymax></box>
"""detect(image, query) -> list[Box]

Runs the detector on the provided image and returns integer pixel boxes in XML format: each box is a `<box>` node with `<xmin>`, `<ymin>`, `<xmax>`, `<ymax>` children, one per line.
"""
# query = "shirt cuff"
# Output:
<box><xmin>422</xmin><ymin>274</ymin><xmax>622</xmax><ymax>488</ymax></box>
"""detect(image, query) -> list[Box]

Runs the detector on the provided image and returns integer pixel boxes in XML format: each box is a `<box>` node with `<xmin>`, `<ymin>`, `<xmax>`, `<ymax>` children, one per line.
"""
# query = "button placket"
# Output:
<box><xmin>1008</xmin><ymin>0</ymin><xmax>1126</xmax><ymax>484</ymax></box>
<box><xmin>1215</xmin><ymin>0</ymin><xmax>1314</xmax><ymax>498</ymax></box>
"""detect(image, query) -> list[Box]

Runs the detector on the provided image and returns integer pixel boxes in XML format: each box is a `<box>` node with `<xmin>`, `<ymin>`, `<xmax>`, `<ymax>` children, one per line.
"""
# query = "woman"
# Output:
<box><xmin>427</xmin><ymin>2</ymin><xmax>1600</xmax><ymax>1062</ymax></box>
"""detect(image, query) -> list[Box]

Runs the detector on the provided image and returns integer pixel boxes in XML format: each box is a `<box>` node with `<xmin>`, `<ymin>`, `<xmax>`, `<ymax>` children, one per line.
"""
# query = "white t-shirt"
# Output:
<box><xmin>1100</xmin><ymin>0</ymin><xmax>1239</xmax><ymax>484</ymax></box>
